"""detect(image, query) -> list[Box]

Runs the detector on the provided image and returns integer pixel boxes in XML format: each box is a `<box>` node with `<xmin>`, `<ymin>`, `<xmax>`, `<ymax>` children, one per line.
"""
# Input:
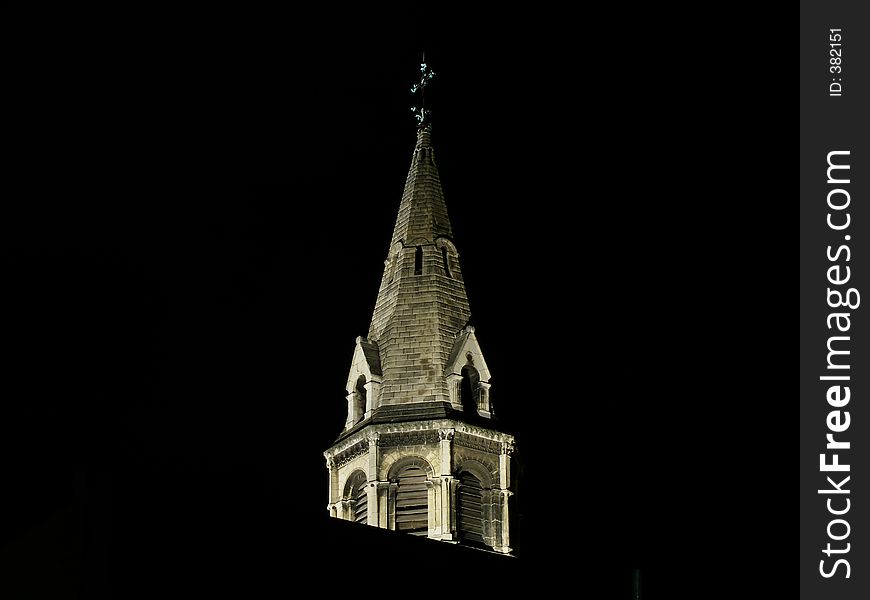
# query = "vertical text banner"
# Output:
<box><xmin>800</xmin><ymin>2</ymin><xmax>868</xmax><ymax>599</ymax></box>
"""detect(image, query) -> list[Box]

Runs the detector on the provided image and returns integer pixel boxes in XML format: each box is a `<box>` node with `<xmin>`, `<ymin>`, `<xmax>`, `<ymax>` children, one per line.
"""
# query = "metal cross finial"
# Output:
<box><xmin>410</xmin><ymin>53</ymin><xmax>435</xmax><ymax>126</ymax></box>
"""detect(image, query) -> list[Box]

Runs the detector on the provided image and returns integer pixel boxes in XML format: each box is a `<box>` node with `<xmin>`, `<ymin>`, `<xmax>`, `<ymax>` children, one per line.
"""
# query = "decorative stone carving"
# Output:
<box><xmin>454</xmin><ymin>432</ymin><xmax>503</xmax><ymax>454</ymax></box>
<box><xmin>335</xmin><ymin>440</ymin><xmax>369</xmax><ymax>468</ymax></box>
<box><xmin>379</xmin><ymin>430</ymin><xmax>440</xmax><ymax>447</ymax></box>
<box><xmin>438</xmin><ymin>428</ymin><xmax>455</xmax><ymax>441</ymax></box>
<box><xmin>455</xmin><ymin>422</ymin><xmax>514</xmax><ymax>445</ymax></box>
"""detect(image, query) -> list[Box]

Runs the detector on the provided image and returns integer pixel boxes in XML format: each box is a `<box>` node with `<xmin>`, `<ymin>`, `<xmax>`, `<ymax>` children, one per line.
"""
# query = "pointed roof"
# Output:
<box><xmin>387</xmin><ymin>125</ymin><xmax>453</xmax><ymax>248</ymax></box>
<box><xmin>365</xmin><ymin>125</ymin><xmax>473</xmax><ymax>409</ymax></box>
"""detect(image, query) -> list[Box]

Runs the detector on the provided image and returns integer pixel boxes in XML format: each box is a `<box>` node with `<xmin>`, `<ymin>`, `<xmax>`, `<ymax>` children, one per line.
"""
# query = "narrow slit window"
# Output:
<box><xmin>414</xmin><ymin>246</ymin><xmax>423</xmax><ymax>275</ymax></box>
<box><xmin>442</xmin><ymin>247</ymin><xmax>452</xmax><ymax>278</ymax></box>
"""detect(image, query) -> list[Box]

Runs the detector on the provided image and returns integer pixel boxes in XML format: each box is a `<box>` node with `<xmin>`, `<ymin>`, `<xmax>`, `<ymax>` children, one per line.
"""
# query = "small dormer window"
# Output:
<box><xmin>414</xmin><ymin>246</ymin><xmax>423</xmax><ymax>275</ymax></box>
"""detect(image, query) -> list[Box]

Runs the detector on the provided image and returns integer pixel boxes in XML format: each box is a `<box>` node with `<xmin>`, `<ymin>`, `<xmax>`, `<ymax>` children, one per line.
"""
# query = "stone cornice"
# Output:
<box><xmin>332</xmin><ymin>439</ymin><xmax>368</xmax><ymax>469</ymax></box>
<box><xmin>325</xmin><ymin>420</ymin><xmax>515</xmax><ymax>464</ymax></box>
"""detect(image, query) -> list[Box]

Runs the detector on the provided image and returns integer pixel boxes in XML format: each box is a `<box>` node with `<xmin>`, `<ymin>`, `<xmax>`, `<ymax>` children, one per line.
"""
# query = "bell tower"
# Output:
<box><xmin>324</xmin><ymin>61</ymin><xmax>516</xmax><ymax>554</ymax></box>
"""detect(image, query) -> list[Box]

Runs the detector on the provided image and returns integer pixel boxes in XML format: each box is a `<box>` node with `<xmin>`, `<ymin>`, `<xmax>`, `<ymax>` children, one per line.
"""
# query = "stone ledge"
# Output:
<box><xmin>326</xmin><ymin>415</ymin><xmax>516</xmax><ymax>461</ymax></box>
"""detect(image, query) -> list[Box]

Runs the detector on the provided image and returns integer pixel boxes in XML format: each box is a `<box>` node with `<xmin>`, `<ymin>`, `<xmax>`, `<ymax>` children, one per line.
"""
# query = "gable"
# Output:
<box><xmin>444</xmin><ymin>326</ymin><xmax>491</xmax><ymax>381</ymax></box>
<box><xmin>345</xmin><ymin>336</ymin><xmax>382</xmax><ymax>393</ymax></box>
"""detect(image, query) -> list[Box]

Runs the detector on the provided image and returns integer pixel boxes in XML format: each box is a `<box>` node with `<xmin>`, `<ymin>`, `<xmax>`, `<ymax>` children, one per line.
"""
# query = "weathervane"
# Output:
<box><xmin>410</xmin><ymin>53</ymin><xmax>435</xmax><ymax>127</ymax></box>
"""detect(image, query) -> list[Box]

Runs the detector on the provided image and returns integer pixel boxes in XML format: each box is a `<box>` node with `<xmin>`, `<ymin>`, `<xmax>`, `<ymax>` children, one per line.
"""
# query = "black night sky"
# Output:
<box><xmin>3</xmin><ymin>8</ymin><xmax>792</xmax><ymax>600</ymax></box>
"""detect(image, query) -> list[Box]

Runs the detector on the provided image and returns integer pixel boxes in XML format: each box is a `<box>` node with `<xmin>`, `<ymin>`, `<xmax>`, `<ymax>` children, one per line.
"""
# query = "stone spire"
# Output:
<box><xmin>366</xmin><ymin>124</ymin><xmax>472</xmax><ymax>409</ymax></box>
<box><xmin>385</xmin><ymin>125</ymin><xmax>453</xmax><ymax>249</ymax></box>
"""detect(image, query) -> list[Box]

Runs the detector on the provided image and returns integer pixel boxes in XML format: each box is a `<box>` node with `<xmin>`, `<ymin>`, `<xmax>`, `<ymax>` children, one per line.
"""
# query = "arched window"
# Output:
<box><xmin>355</xmin><ymin>375</ymin><xmax>367</xmax><ymax>423</ymax></box>
<box><xmin>395</xmin><ymin>465</ymin><xmax>428</xmax><ymax>536</ymax></box>
<box><xmin>457</xmin><ymin>471</ymin><xmax>485</xmax><ymax>546</ymax></box>
<box><xmin>460</xmin><ymin>365</ymin><xmax>481</xmax><ymax>414</ymax></box>
<box><xmin>347</xmin><ymin>470</ymin><xmax>368</xmax><ymax>524</ymax></box>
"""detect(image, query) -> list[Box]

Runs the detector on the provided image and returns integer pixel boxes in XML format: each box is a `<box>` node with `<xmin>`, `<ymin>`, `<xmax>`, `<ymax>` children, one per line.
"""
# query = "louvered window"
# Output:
<box><xmin>457</xmin><ymin>472</ymin><xmax>485</xmax><ymax>545</ymax></box>
<box><xmin>354</xmin><ymin>484</ymin><xmax>368</xmax><ymax>524</ymax></box>
<box><xmin>348</xmin><ymin>471</ymin><xmax>367</xmax><ymax>525</ymax></box>
<box><xmin>395</xmin><ymin>466</ymin><xmax>428</xmax><ymax>535</ymax></box>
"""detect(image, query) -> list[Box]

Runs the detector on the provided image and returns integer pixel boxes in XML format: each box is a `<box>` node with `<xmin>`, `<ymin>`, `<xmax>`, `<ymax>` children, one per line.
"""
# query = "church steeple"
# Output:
<box><xmin>324</xmin><ymin>61</ymin><xmax>516</xmax><ymax>554</ymax></box>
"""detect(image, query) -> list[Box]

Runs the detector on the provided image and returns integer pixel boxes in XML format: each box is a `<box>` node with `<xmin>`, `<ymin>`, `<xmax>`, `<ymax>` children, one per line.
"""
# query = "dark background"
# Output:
<box><xmin>2</xmin><ymin>7</ymin><xmax>792</xmax><ymax>599</ymax></box>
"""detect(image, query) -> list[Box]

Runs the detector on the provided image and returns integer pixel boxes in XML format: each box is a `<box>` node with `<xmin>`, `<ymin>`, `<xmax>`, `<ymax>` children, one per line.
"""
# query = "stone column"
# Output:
<box><xmin>494</xmin><ymin>489</ymin><xmax>513</xmax><ymax>553</ymax></box>
<box><xmin>446</xmin><ymin>373</ymin><xmax>463</xmax><ymax>410</ymax></box>
<box><xmin>425</xmin><ymin>479</ymin><xmax>436</xmax><ymax>538</ymax></box>
<box><xmin>387</xmin><ymin>482</ymin><xmax>398</xmax><ymax>530</ymax></box>
<box><xmin>449</xmin><ymin>478</ymin><xmax>459</xmax><ymax>538</ymax></box>
<box><xmin>367</xmin><ymin>433</ymin><xmax>380</xmax><ymax>481</ymax></box>
<box><xmin>432</xmin><ymin>478</ymin><xmax>442</xmax><ymax>537</ymax></box>
<box><xmin>478</xmin><ymin>381</ymin><xmax>492</xmax><ymax>417</ymax></box>
<box><xmin>440</xmin><ymin>476</ymin><xmax>455</xmax><ymax>540</ymax></box>
<box><xmin>376</xmin><ymin>481</ymin><xmax>391</xmax><ymax>529</ymax></box>
<box><xmin>325</xmin><ymin>455</ymin><xmax>339</xmax><ymax>517</ymax></box>
<box><xmin>499</xmin><ymin>441</ymin><xmax>513</xmax><ymax>489</ymax></box>
<box><xmin>366</xmin><ymin>433</ymin><xmax>380</xmax><ymax>526</ymax></box>
<box><xmin>345</xmin><ymin>392</ymin><xmax>356</xmax><ymax>430</ymax></box>
<box><xmin>365</xmin><ymin>483</ymin><xmax>378</xmax><ymax>526</ymax></box>
<box><xmin>439</xmin><ymin>429</ymin><xmax>454</xmax><ymax>476</ymax></box>
<box><xmin>494</xmin><ymin>440</ymin><xmax>515</xmax><ymax>553</ymax></box>
<box><xmin>438</xmin><ymin>429</ymin><xmax>455</xmax><ymax>540</ymax></box>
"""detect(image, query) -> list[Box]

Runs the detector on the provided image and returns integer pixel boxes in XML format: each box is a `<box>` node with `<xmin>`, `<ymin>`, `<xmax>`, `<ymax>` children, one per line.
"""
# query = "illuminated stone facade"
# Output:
<box><xmin>324</xmin><ymin>126</ymin><xmax>516</xmax><ymax>553</ymax></box>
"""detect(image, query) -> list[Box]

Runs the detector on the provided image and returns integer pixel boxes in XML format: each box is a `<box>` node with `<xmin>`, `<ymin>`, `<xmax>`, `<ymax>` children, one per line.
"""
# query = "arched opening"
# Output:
<box><xmin>347</xmin><ymin>470</ymin><xmax>368</xmax><ymax>524</ymax></box>
<box><xmin>460</xmin><ymin>365</ymin><xmax>480</xmax><ymax>414</ymax></box>
<box><xmin>395</xmin><ymin>465</ymin><xmax>428</xmax><ymax>536</ymax></box>
<box><xmin>414</xmin><ymin>246</ymin><xmax>423</xmax><ymax>275</ymax></box>
<box><xmin>457</xmin><ymin>471</ymin><xmax>485</xmax><ymax>546</ymax></box>
<box><xmin>355</xmin><ymin>375</ymin><xmax>367</xmax><ymax>423</ymax></box>
<box><xmin>442</xmin><ymin>247</ymin><xmax>452</xmax><ymax>278</ymax></box>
